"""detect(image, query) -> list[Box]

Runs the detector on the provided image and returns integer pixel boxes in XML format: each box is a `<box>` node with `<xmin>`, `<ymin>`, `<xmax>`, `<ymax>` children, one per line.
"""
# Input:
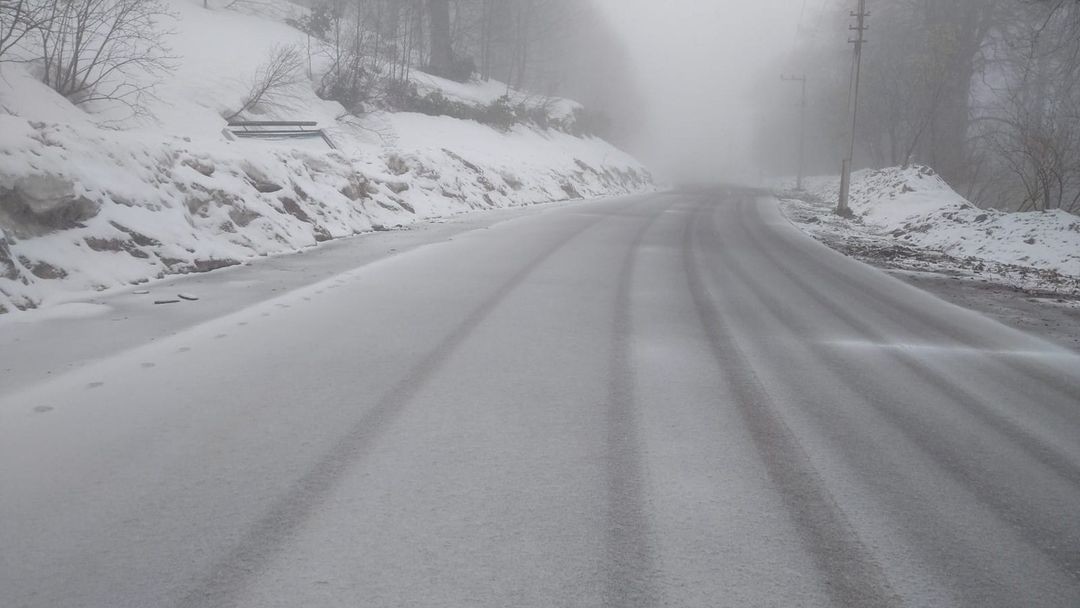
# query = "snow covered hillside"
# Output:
<box><xmin>779</xmin><ymin>166</ymin><xmax>1080</xmax><ymax>288</ymax></box>
<box><xmin>0</xmin><ymin>0</ymin><xmax>651</xmax><ymax>312</ymax></box>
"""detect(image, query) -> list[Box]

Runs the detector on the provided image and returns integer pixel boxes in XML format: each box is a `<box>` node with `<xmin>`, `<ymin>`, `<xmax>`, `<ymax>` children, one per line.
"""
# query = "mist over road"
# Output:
<box><xmin>2</xmin><ymin>192</ymin><xmax>1079</xmax><ymax>607</ymax></box>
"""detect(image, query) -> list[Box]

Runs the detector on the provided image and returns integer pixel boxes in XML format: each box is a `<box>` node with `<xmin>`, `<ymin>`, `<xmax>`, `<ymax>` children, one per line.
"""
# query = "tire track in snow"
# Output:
<box><xmin>739</xmin><ymin>198</ymin><xmax>1080</xmax><ymax>486</ymax></box>
<box><xmin>758</xmin><ymin>200</ymin><xmax>1080</xmax><ymax>411</ymax></box>
<box><xmin>731</xmin><ymin>199</ymin><xmax>1080</xmax><ymax>579</ymax></box>
<box><xmin>682</xmin><ymin>195</ymin><xmax>901</xmax><ymax>608</ymax></box>
<box><xmin>174</xmin><ymin>208</ymin><xmax>625</xmax><ymax>608</ymax></box>
<box><xmin>706</xmin><ymin>197</ymin><xmax>1080</xmax><ymax>604</ymax></box>
<box><xmin>602</xmin><ymin>199</ymin><xmax>674</xmax><ymax>608</ymax></box>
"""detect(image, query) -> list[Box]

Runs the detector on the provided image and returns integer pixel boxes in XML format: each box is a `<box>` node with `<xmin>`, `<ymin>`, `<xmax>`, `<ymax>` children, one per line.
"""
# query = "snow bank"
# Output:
<box><xmin>798</xmin><ymin>166</ymin><xmax>1080</xmax><ymax>278</ymax></box>
<box><xmin>408</xmin><ymin>71</ymin><xmax>582</xmax><ymax>121</ymax></box>
<box><xmin>0</xmin><ymin>112</ymin><xmax>650</xmax><ymax>312</ymax></box>
<box><xmin>0</xmin><ymin>0</ymin><xmax>651</xmax><ymax>312</ymax></box>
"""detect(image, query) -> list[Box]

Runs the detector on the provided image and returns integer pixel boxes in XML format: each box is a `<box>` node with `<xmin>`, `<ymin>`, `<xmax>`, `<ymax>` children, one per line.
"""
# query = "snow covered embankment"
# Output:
<box><xmin>0</xmin><ymin>0</ymin><xmax>652</xmax><ymax>313</ymax></box>
<box><xmin>0</xmin><ymin>115</ymin><xmax>649</xmax><ymax>313</ymax></box>
<box><xmin>780</xmin><ymin>166</ymin><xmax>1080</xmax><ymax>290</ymax></box>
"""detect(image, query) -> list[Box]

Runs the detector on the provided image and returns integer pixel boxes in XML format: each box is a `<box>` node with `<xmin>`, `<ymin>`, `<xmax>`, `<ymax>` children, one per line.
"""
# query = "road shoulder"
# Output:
<box><xmin>0</xmin><ymin>201</ymin><xmax>576</xmax><ymax>397</ymax></box>
<box><xmin>773</xmin><ymin>194</ymin><xmax>1080</xmax><ymax>353</ymax></box>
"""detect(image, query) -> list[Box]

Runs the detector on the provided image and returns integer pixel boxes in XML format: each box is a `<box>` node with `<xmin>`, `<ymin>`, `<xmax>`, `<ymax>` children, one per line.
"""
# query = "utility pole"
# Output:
<box><xmin>781</xmin><ymin>74</ymin><xmax>808</xmax><ymax>191</ymax></box>
<box><xmin>838</xmin><ymin>0</ymin><xmax>868</xmax><ymax>217</ymax></box>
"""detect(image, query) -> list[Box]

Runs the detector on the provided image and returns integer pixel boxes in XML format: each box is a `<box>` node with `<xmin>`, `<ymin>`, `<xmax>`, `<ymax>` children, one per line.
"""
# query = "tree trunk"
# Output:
<box><xmin>427</xmin><ymin>0</ymin><xmax>452</xmax><ymax>77</ymax></box>
<box><xmin>925</xmin><ymin>0</ymin><xmax>992</xmax><ymax>187</ymax></box>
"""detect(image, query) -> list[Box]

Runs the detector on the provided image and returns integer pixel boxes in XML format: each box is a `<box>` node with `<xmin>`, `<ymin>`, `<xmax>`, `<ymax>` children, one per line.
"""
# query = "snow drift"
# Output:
<box><xmin>791</xmin><ymin>166</ymin><xmax>1080</xmax><ymax>279</ymax></box>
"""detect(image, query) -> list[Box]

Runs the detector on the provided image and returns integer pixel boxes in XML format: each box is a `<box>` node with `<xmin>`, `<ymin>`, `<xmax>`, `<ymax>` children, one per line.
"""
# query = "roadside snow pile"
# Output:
<box><xmin>0</xmin><ymin>113</ymin><xmax>648</xmax><ymax>312</ymax></box>
<box><xmin>0</xmin><ymin>0</ymin><xmax>651</xmax><ymax>312</ymax></box>
<box><xmin>789</xmin><ymin>166</ymin><xmax>1080</xmax><ymax>280</ymax></box>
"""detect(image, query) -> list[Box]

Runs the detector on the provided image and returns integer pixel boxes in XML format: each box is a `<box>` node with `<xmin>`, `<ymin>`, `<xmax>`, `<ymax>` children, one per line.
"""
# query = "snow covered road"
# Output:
<box><xmin>2</xmin><ymin>191</ymin><xmax>1079</xmax><ymax>607</ymax></box>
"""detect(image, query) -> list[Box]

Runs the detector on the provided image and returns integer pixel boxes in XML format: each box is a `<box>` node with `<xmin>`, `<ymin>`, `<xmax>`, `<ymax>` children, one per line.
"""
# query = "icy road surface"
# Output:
<box><xmin>2</xmin><ymin>191</ymin><xmax>1079</xmax><ymax>607</ymax></box>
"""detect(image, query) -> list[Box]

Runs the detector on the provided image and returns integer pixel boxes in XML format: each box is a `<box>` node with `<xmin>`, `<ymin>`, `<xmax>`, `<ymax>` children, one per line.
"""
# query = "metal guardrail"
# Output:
<box><xmin>228</xmin><ymin>121</ymin><xmax>318</xmax><ymax>129</ymax></box>
<box><xmin>224</xmin><ymin>121</ymin><xmax>337</xmax><ymax>150</ymax></box>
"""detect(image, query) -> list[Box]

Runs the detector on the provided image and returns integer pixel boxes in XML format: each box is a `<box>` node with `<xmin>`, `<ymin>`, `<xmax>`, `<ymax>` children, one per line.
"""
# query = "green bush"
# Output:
<box><xmin>384</xmin><ymin>79</ymin><xmax>610</xmax><ymax>136</ymax></box>
<box><xmin>515</xmin><ymin>103</ymin><xmax>551</xmax><ymax>130</ymax></box>
<box><xmin>482</xmin><ymin>96</ymin><xmax>517</xmax><ymax>131</ymax></box>
<box><xmin>386</xmin><ymin>81</ymin><xmax>478</xmax><ymax>121</ymax></box>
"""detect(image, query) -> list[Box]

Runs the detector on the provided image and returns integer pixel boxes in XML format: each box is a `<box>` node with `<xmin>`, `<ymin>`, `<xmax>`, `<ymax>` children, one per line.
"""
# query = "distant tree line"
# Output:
<box><xmin>284</xmin><ymin>0</ymin><xmax>628</xmax><ymax>136</ymax></box>
<box><xmin>0</xmin><ymin>0</ymin><xmax>634</xmax><ymax>136</ymax></box>
<box><xmin>759</xmin><ymin>0</ymin><xmax>1080</xmax><ymax>213</ymax></box>
<box><xmin>288</xmin><ymin>0</ymin><xmax>597</xmax><ymax>90</ymax></box>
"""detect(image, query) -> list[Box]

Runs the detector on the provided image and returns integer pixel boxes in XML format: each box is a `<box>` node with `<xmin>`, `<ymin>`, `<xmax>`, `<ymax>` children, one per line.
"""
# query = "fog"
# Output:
<box><xmin>594</xmin><ymin>0</ymin><xmax>805</xmax><ymax>184</ymax></box>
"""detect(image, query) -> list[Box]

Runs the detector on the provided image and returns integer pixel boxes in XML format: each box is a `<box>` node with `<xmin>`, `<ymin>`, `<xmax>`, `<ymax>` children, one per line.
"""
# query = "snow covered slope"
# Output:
<box><xmin>0</xmin><ymin>0</ymin><xmax>651</xmax><ymax>312</ymax></box>
<box><xmin>791</xmin><ymin>167</ymin><xmax>1080</xmax><ymax>279</ymax></box>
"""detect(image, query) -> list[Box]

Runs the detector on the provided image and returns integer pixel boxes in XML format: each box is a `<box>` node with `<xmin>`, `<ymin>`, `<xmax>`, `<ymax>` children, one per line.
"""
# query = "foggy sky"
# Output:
<box><xmin>594</xmin><ymin>0</ymin><xmax>805</xmax><ymax>184</ymax></box>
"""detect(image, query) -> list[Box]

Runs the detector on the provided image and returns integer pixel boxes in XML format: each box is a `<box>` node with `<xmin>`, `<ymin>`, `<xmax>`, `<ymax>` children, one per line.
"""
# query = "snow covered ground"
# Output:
<box><xmin>0</xmin><ymin>0</ymin><xmax>651</xmax><ymax>312</ymax></box>
<box><xmin>777</xmin><ymin>166</ymin><xmax>1080</xmax><ymax>295</ymax></box>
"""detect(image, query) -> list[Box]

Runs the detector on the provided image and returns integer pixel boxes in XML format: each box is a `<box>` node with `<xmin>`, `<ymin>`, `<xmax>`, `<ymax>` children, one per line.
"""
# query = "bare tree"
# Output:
<box><xmin>0</xmin><ymin>0</ymin><xmax>49</xmax><ymax>61</ymax></box>
<box><xmin>856</xmin><ymin>2</ymin><xmax>953</xmax><ymax>168</ymax></box>
<box><xmin>33</xmin><ymin>0</ymin><xmax>175</xmax><ymax>113</ymax></box>
<box><xmin>225</xmin><ymin>44</ymin><xmax>305</xmax><ymax>122</ymax></box>
<box><xmin>974</xmin><ymin>0</ymin><xmax>1080</xmax><ymax>212</ymax></box>
<box><xmin>312</xmin><ymin>0</ymin><xmax>381</xmax><ymax>109</ymax></box>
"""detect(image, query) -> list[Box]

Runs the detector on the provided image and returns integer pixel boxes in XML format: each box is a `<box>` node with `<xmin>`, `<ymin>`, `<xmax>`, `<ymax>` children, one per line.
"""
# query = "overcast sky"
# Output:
<box><xmin>593</xmin><ymin>0</ymin><xmax>806</xmax><ymax>184</ymax></box>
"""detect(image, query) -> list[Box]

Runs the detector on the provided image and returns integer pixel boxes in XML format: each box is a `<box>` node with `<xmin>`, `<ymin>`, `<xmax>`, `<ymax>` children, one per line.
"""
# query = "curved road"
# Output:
<box><xmin>2</xmin><ymin>191</ymin><xmax>1079</xmax><ymax>607</ymax></box>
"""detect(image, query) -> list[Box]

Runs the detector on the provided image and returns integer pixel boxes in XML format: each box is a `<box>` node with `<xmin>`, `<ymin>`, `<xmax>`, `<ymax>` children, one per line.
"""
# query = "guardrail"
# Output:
<box><xmin>224</xmin><ymin>121</ymin><xmax>337</xmax><ymax>150</ymax></box>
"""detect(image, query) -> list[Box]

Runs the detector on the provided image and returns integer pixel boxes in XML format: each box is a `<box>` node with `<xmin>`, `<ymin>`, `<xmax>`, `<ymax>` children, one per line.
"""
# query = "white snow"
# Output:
<box><xmin>408</xmin><ymin>70</ymin><xmax>582</xmax><ymax>120</ymax></box>
<box><xmin>0</xmin><ymin>301</ymin><xmax>111</xmax><ymax>324</ymax></box>
<box><xmin>787</xmin><ymin>166</ymin><xmax>1080</xmax><ymax>280</ymax></box>
<box><xmin>0</xmin><ymin>0</ymin><xmax>651</xmax><ymax>312</ymax></box>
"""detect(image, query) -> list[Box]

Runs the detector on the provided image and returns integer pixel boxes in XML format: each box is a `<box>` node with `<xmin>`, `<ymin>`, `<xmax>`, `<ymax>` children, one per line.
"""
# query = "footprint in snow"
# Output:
<box><xmin>33</xmin><ymin>406</ymin><xmax>54</xmax><ymax>413</ymax></box>
<box><xmin>87</xmin><ymin>382</ymin><xmax>104</xmax><ymax>389</ymax></box>
<box><xmin>141</xmin><ymin>362</ymin><xmax>156</xmax><ymax>369</ymax></box>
